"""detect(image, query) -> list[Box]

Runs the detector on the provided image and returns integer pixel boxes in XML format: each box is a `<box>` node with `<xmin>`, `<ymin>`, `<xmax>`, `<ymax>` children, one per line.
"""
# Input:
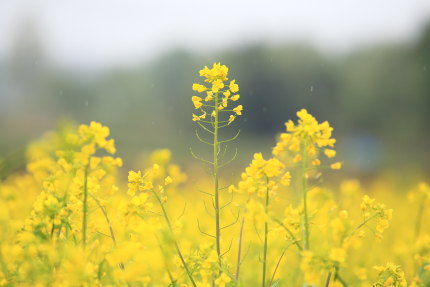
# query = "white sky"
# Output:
<box><xmin>1</xmin><ymin>0</ymin><xmax>430</xmax><ymax>68</ymax></box>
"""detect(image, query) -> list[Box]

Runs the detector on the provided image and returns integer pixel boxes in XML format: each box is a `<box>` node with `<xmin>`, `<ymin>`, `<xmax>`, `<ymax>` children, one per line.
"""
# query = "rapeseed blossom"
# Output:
<box><xmin>273</xmin><ymin>108</ymin><xmax>341</xmax><ymax>169</ymax></box>
<box><xmin>191</xmin><ymin>62</ymin><xmax>242</xmax><ymax>124</ymax></box>
<box><xmin>1</xmin><ymin>64</ymin><xmax>428</xmax><ymax>287</ymax></box>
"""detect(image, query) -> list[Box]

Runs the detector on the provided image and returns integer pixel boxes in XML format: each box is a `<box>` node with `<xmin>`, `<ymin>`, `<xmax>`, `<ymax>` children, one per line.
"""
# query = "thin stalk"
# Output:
<box><xmin>235</xmin><ymin>217</ymin><xmax>245</xmax><ymax>281</ymax></box>
<box><xmin>262</xmin><ymin>177</ymin><xmax>270</xmax><ymax>287</ymax></box>
<box><xmin>268</xmin><ymin>247</ymin><xmax>288</xmax><ymax>287</ymax></box>
<box><xmin>325</xmin><ymin>270</ymin><xmax>332</xmax><ymax>287</ymax></box>
<box><xmin>334</xmin><ymin>268</ymin><xmax>348</xmax><ymax>287</ymax></box>
<box><xmin>82</xmin><ymin>165</ymin><xmax>89</xmax><ymax>248</ymax></box>
<box><xmin>213</xmin><ymin>92</ymin><xmax>222</xmax><ymax>269</ymax></box>
<box><xmin>302</xmin><ymin>142</ymin><xmax>310</xmax><ymax>250</ymax></box>
<box><xmin>344</xmin><ymin>214</ymin><xmax>378</xmax><ymax>242</ymax></box>
<box><xmin>151</xmin><ymin>189</ymin><xmax>197</xmax><ymax>287</ymax></box>
<box><xmin>272</xmin><ymin>218</ymin><xmax>303</xmax><ymax>251</ymax></box>
<box><xmin>91</xmin><ymin>194</ymin><xmax>126</xmax><ymax>271</ymax></box>
<box><xmin>91</xmin><ymin>194</ymin><xmax>117</xmax><ymax>245</ymax></box>
<box><xmin>156</xmin><ymin>236</ymin><xmax>177</xmax><ymax>285</ymax></box>
<box><xmin>301</xmin><ymin>142</ymin><xmax>310</xmax><ymax>287</ymax></box>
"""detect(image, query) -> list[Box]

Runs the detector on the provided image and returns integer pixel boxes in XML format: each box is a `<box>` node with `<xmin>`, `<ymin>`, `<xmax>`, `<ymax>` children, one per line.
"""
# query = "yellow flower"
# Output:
<box><xmin>324</xmin><ymin>149</ymin><xmax>336</xmax><ymax>158</ymax></box>
<box><xmin>105</xmin><ymin>139</ymin><xmax>116</xmax><ymax>154</ymax></box>
<box><xmin>273</xmin><ymin>109</ymin><xmax>337</xmax><ymax>160</ymax></box>
<box><xmin>128</xmin><ymin>170</ymin><xmax>142</xmax><ymax>183</ymax></box>
<box><xmin>215</xmin><ymin>273</ymin><xmax>231</xmax><ymax>287</ymax></box>
<box><xmin>164</xmin><ymin>176</ymin><xmax>173</xmax><ymax>185</ymax></box>
<box><xmin>90</xmin><ymin>157</ymin><xmax>101</xmax><ymax>169</ymax></box>
<box><xmin>330</xmin><ymin>162</ymin><xmax>342</xmax><ymax>169</ymax></box>
<box><xmin>192</xmin><ymin>96</ymin><xmax>203</xmax><ymax>109</ymax></box>
<box><xmin>82</xmin><ymin>144</ymin><xmax>95</xmax><ymax>155</ymax></box>
<box><xmin>293</xmin><ymin>154</ymin><xmax>302</xmax><ymax>163</ymax></box>
<box><xmin>228</xmin><ymin>115</ymin><xmax>235</xmax><ymax>124</ymax></box>
<box><xmin>231</xmin><ymin>94</ymin><xmax>240</xmax><ymax>101</ymax></box>
<box><xmin>281</xmin><ymin>172</ymin><xmax>291</xmax><ymax>186</ymax></box>
<box><xmin>212</xmin><ymin>79</ymin><xmax>225</xmax><ymax>92</ymax></box>
<box><xmin>307</xmin><ymin>145</ymin><xmax>316</xmax><ymax>156</ymax></box>
<box><xmin>360</xmin><ymin>195</ymin><xmax>375</xmax><ymax>211</ymax></box>
<box><xmin>264</xmin><ymin>158</ymin><xmax>284</xmax><ymax>177</ymax></box>
<box><xmin>199</xmin><ymin>62</ymin><xmax>229</xmax><ymax>83</ymax></box>
<box><xmin>192</xmin><ymin>83</ymin><xmax>207</xmax><ymax>93</ymax></box>
<box><xmin>233</xmin><ymin>105</ymin><xmax>243</xmax><ymax>115</ymax></box>
<box><xmin>205</xmin><ymin>92</ymin><xmax>213</xmax><ymax>102</ymax></box>
<box><xmin>229</xmin><ymin>80</ymin><xmax>239</xmax><ymax>93</ymax></box>
<box><xmin>192</xmin><ymin>114</ymin><xmax>200</xmax><ymax>122</ymax></box>
<box><xmin>141</xmin><ymin>181</ymin><xmax>153</xmax><ymax>191</ymax></box>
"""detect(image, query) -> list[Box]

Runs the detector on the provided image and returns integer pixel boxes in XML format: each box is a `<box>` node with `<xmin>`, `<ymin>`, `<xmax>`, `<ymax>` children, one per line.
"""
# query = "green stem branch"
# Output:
<box><xmin>302</xmin><ymin>142</ymin><xmax>310</xmax><ymax>251</ymax></box>
<box><xmin>151</xmin><ymin>189</ymin><xmax>197</xmax><ymax>287</ymax></box>
<box><xmin>82</xmin><ymin>164</ymin><xmax>89</xmax><ymax>248</ymax></box>
<box><xmin>235</xmin><ymin>217</ymin><xmax>245</xmax><ymax>281</ymax></box>
<box><xmin>262</xmin><ymin>177</ymin><xmax>270</xmax><ymax>287</ymax></box>
<box><xmin>213</xmin><ymin>92</ymin><xmax>222</xmax><ymax>270</ymax></box>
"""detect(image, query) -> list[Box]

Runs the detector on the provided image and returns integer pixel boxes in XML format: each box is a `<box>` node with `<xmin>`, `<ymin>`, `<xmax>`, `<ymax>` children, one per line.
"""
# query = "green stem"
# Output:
<box><xmin>268</xmin><ymin>247</ymin><xmax>288</xmax><ymax>287</ymax></box>
<box><xmin>302</xmin><ymin>142</ymin><xmax>310</xmax><ymax>251</ymax></box>
<box><xmin>235</xmin><ymin>217</ymin><xmax>245</xmax><ymax>281</ymax></box>
<box><xmin>334</xmin><ymin>268</ymin><xmax>348</xmax><ymax>287</ymax></box>
<box><xmin>91</xmin><ymin>194</ymin><xmax>127</xmax><ymax>272</ymax></box>
<box><xmin>156</xmin><ymin>236</ymin><xmax>177</xmax><ymax>285</ymax></box>
<box><xmin>272</xmin><ymin>219</ymin><xmax>303</xmax><ymax>251</ymax></box>
<box><xmin>344</xmin><ymin>214</ymin><xmax>378</xmax><ymax>242</ymax></box>
<box><xmin>82</xmin><ymin>165</ymin><xmax>89</xmax><ymax>248</ymax></box>
<box><xmin>214</xmin><ymin>92</ymin><xmax>222</xmax><ymax>269</ymax></box>
<box><xmin>262</xmin><ymin>177</ymin><xmax>270</xmax><ymax>287</ymax></box>
<box><xmin>325</xmin><ymin>270</ymin><xmax>332</xmax><ymax>287</ymax></box>
<box><xmin>151</xmin><ymin>189</ymin><xmax>197</xmax><ymax>287</ymax></box>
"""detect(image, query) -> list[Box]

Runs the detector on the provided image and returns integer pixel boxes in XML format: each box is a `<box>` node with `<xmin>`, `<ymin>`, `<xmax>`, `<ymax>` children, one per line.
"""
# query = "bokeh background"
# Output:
<box><xmin>1</xmin><ymin>0</ymin><xmax>430</xmax><ymax>181</ymax></box>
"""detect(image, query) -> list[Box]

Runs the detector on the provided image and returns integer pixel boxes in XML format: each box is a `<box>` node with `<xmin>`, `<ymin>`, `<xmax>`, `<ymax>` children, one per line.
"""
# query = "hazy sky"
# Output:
<box><xmin>2</xmin><ymin>0</ymin><xmax>430</xmax><ymax>68</ymax></box>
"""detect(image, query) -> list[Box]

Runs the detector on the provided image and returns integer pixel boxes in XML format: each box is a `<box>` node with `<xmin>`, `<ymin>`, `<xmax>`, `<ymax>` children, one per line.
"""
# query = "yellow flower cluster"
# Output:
<box><xmin>300</xmin><ymin>250</ymin><xmax>330</xmax><ymax>285</ymax></box>
<box><xmin>231</xmin><ymin>153</ymin><xmax>291</xmax><ymax>198</ymax></box>
<box><xmin>414</xmin><ymin>234</ymin><xmax>430</xmax><ymax>270</ymax></box>
<box><xmin>273</xmin><ymin>109</ymin><xmax>341</xmax><ymax>169</ymax></box>
<box><xmin>373</xmin><ymin>263</ymin><xmax>407</xmax><ymax>287</ymax></box>
<box><xmin>360</xmin><ymin>195</ymin><xmax>393</xmax><ymax>238</ymax></box>
<box><xmin>24</xmin><ymin>121</ymin><xmax>122</xmax><ymax>241</ymax></box>
<box><xmin>2</xmin><ymin>64</ymin><xmax>430</xmax><ymax>287</ymax></box>
<box><xmin>192</xmin><ymin>63</ymin><xmax>242</xmax><ymax>124</ymax></box>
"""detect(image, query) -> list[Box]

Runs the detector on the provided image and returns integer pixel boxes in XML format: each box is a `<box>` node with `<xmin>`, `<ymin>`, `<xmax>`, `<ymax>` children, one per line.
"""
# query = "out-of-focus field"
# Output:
<box><xmin>2</xmin><ymin>2</ymin><xmax>430</xmax><ymax>286</ymax></box>
<box><xmin>0</xmin><ymin>94</ymin><xmax>429</xmax><ymax>286</ymax></box>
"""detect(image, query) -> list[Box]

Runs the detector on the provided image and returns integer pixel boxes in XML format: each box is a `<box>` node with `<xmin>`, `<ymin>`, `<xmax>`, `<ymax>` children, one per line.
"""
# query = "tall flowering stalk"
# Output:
<box><xmin>191</xmin><ymin>63</ymin><xmax>242</xmax><ymax>270</ymax></box>
<box><xmin>127</xmin><ymin>163</ymin><xmax>197</xmax><ymax>287</ymax></box>
<box><xmin>73</xmin><ymin>122</ymin><xmax>118</xmax><ymax>248</ymax></box>
<box><xmin>229</xmin><ymin>153</ymin><xmax>291</xmax><ymax>286</ymax></box>
<box><xmin>273</xmin><ymin>109</ymin><xmax>340</xmax><ymax>251</ymax></box>
<box><xmin>272</xmin><ymin>109</ymin><xmax>341</xmax><ymax>285</ymax></box>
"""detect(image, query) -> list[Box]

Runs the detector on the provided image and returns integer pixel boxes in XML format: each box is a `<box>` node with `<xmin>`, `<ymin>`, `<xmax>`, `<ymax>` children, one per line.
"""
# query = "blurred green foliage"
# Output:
<box><xmin>1</xmin><ymin>23</ymin><xmax>429</xmax><ymax>174</ymax></box>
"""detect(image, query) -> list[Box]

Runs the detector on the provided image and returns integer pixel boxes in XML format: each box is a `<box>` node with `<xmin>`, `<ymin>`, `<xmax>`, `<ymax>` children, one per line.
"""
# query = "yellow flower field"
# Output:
<box><xmin>0</xmin><ymin>63</ymin><xmax>429</xmax><ymax>287</ymax></box>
